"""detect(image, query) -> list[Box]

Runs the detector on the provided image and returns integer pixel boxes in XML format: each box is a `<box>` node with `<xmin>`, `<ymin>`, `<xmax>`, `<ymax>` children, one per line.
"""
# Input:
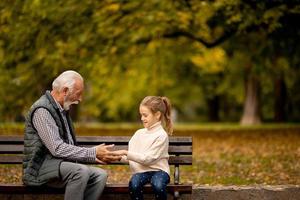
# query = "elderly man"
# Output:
<box><xmin>23</xmin><ymin>70</ymin><xmax>121</xmax><ymax>200</ymax></box>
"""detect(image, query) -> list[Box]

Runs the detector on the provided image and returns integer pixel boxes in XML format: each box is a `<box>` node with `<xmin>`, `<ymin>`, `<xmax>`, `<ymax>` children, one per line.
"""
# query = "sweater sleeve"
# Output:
<box><xmin>126</xmin><ymin>134</ymin><xmax>168</xmax><ymax>165</ymax></box>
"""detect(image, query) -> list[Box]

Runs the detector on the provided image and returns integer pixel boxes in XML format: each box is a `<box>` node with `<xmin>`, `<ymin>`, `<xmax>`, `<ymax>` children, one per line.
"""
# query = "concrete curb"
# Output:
<box><xmin>1</xmin><ymin>185</ymin><xmax>299</xmax><ymax>200</ymax></box>
<box><xmin>192</xmin><ymin>185</ymin><xmax>300</xmax><ymax>200</ymax></box>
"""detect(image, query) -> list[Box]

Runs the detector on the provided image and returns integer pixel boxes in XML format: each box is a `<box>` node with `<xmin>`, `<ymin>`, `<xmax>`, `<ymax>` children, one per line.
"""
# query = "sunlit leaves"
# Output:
<box><xmin>191</xmin><ymin>47</ymin><xmax>227</xmax><ymax>74</ymax></box>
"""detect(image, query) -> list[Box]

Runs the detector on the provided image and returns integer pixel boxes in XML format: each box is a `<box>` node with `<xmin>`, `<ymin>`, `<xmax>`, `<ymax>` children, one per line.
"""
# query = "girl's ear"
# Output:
<box><xmin>155</xmin><ymin>111</ymin><xmax>161</xmax><ymax>121</ymax></box>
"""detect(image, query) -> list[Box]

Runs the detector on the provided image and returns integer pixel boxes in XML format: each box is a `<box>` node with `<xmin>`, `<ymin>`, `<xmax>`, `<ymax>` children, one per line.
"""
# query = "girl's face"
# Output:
<box><xmin>139</xmin><ymin>105</ymin><xmax>160</xmax><ymax>129</ymax></box>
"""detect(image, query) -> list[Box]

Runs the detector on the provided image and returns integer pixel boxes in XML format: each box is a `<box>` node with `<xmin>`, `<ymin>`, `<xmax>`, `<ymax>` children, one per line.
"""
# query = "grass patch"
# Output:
<box><xmin>1</xmin><ymin>122</ymin><xmax>300</xmax><ymax>135</ymax></box>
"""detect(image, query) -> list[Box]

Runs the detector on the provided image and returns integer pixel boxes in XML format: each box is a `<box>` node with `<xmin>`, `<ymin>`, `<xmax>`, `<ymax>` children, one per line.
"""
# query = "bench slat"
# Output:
<box><xmin>0</xmin><ymin>145</ymin><xmax>192</xmax><ymax>154</ymax></box>
<box><xmin>0</xmin><ymin>136</ymin><xmax>192</xmax><ymax>145</ymax></box>
<box><xmin>0</xmin><ymin>155</ymin><xmax>192</xmax><ymax>165</ymax></box>
<box><xmin>0</xmin><ymin>145</ymin><xmax>23</xmax><ymax>153</ymax></box>
<box><xmin>0</xmin><ymin>183</ymin><xmax>192</xmax><ymax>194</ymax></box>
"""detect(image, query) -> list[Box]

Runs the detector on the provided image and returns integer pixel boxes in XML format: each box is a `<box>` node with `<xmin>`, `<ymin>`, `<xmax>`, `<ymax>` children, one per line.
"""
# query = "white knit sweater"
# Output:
<box><xmin>121</xmin><ymin>122</ymin><xmax>170</xmax><ymax>175</ymax></box>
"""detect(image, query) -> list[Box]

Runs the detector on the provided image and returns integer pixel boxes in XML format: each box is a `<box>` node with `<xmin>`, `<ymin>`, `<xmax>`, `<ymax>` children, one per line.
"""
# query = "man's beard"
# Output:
<box><xmin>63</xmin><ymin>94</ymin><xmax>79</xmax><ymax>110</ymax></box>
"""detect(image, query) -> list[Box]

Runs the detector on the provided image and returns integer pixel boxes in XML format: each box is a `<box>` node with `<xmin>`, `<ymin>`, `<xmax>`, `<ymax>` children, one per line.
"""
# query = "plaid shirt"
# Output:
<box><xmin>32</xmin><ymin>99</ymin><xmax>96</xmax><ymax>163</ymax></box>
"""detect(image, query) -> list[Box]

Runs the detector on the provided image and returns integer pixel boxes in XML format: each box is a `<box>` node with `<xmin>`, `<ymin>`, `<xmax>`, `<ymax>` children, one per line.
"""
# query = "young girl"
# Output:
<box><xmin>116</xmin><ymin>96</ymin><xmax>173</xmax><ymax>200</ymax></box>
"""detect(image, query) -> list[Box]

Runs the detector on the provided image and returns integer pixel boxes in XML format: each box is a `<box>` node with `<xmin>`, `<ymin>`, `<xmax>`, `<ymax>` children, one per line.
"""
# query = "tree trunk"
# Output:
<box><xmin>274</xmin><ymin>76</ymin><xmax>287</xmax><ymax>122</ymax></box>
<box><xmin>240</xmin><ymin>74</ymin><xmax>261</xmax><ymax>125</ymax></box>
<box><xmin>207</xmin><ymin>96</ymin><xmax>220</xmax><ymax>122</ymax></box>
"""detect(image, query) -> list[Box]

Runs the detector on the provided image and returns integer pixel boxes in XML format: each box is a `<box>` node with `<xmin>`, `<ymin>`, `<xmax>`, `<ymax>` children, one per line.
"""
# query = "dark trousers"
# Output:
<box><xmin>129</xmin><ymin>170</ymin><xmax>170</xmax><ymax>200</ymax></box>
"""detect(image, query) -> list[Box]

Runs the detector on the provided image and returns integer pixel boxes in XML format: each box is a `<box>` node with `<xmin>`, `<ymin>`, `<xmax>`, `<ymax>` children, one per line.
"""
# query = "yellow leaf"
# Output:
<box><xmin>106</xmin><ymin>3</ymin><xmax>120</xmax><ymax>12</ymax></box>
<box><xmin>177</xmin><ymin>12</ymin><xmax>191</xmax><ymax>26</ymax></box>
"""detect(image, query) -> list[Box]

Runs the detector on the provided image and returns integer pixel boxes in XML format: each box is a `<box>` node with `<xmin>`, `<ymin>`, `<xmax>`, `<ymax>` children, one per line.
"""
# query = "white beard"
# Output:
<box><xmin>63</xmin><ymin>95</ymin><xmax>79</xmax><ymax>110</ymax></box>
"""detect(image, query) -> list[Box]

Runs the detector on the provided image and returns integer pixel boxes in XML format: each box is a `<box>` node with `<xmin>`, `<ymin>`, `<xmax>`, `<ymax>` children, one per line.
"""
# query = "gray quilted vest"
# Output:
<box><xmin>22</xmin><ymin>91</ymin><xmax>77</xmax><ymax>186</ymax></box>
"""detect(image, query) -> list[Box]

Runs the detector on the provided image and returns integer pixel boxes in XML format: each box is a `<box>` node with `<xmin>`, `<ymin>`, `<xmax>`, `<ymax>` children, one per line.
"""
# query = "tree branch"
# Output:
<box><xmin>136</xmin><ymin>28</ymin><xmax>237</xmax><ymax>48</ymax></box>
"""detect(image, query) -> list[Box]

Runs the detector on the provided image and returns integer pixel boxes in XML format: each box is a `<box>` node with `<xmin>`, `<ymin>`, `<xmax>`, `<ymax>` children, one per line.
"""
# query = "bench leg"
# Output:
<box><xmin>174</xmin><ymin>164</ymin><xmax>180</xmax><ymax>200</ymax></box>
<box><xmin>174</xmin><ymin>191</ymin><xmax>180</xmax><ymax>200</ymax></box>
<box><xmin>174</xmin><ymin>165</ymin><xmax>180</xmax><ymax>184</ymax></box>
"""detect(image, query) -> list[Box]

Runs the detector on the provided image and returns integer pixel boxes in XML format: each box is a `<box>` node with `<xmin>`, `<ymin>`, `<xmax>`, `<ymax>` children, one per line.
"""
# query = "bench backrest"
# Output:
<box><xmin>0</xmin><ymin>136</ymin><xmax>192</xmax><ymax>166</ymax></box>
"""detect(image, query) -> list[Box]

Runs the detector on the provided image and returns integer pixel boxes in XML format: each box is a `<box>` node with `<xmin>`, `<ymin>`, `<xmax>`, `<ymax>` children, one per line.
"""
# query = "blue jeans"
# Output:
<box><xmin>129</xmin><ymin>171</ymin><xmax>170</xmax><ymax>200</ymax></box>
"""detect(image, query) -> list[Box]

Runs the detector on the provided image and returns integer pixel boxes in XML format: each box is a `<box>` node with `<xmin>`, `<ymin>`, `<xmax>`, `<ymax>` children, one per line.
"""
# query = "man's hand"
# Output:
<box><xmin>95</xmin><ymin>144</ymin><xmax>122</xmax><ymax>164</ymax></box>
<box><xmin>95</xmin><ymin>157</ymin><xmax>107</xmax><ymax>164</ymax></box>
<box><xmin>112</xmin><ymin>150</ymin><xmax>128</xmax><ymax>156</ymax></box>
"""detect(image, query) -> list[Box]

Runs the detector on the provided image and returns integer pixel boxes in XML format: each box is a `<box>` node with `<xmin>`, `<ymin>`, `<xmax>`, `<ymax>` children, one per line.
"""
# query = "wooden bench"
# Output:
<box><xmin>0</xmin><ymin>135</ymin><xmax>192</xmax><ymax>199</ymax></box>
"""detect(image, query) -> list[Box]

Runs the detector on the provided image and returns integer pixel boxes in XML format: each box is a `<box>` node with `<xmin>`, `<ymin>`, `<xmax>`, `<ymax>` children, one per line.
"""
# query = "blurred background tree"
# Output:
<box><xmin>0</xmin><ymin>0</ymin><xmax>299</xmax><ymax>124</ymax></box>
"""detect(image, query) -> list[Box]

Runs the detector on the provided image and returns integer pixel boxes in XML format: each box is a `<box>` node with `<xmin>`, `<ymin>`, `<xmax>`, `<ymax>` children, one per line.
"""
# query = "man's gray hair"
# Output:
<box><xmin>52</xmin><ymin>70</ymin><xmax>83</xmax><ymax>92</ymax></box>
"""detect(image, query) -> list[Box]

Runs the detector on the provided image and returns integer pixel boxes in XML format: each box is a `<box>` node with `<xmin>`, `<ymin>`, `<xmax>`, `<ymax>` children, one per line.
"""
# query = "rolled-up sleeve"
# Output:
<box><xmin>32</xmin><ymin>108</ymin><xmax>96</xmax><ymax>163</ymax></box>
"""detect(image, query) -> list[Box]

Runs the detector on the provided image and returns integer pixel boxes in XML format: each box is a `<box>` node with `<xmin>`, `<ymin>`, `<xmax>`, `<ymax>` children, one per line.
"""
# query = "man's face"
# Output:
<box><xmin>63</xmin><ymin>79</ymin><xmax>84</xmax><ymax>110</ymax></box>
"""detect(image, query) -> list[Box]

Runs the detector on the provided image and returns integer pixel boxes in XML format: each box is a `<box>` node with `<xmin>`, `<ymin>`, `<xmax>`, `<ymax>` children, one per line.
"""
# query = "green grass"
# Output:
<box><xmin>1</xmin><ymin>122</ymin><xmax>300</xmax><ymax>135</ymax></box>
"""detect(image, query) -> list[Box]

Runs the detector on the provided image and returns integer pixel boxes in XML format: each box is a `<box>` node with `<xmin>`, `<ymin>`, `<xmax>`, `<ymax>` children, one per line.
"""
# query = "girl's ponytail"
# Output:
<box><xmin>161</xmin><ymin>97</ymin><xmax>173</xmax><ymax>135</ymax></box>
